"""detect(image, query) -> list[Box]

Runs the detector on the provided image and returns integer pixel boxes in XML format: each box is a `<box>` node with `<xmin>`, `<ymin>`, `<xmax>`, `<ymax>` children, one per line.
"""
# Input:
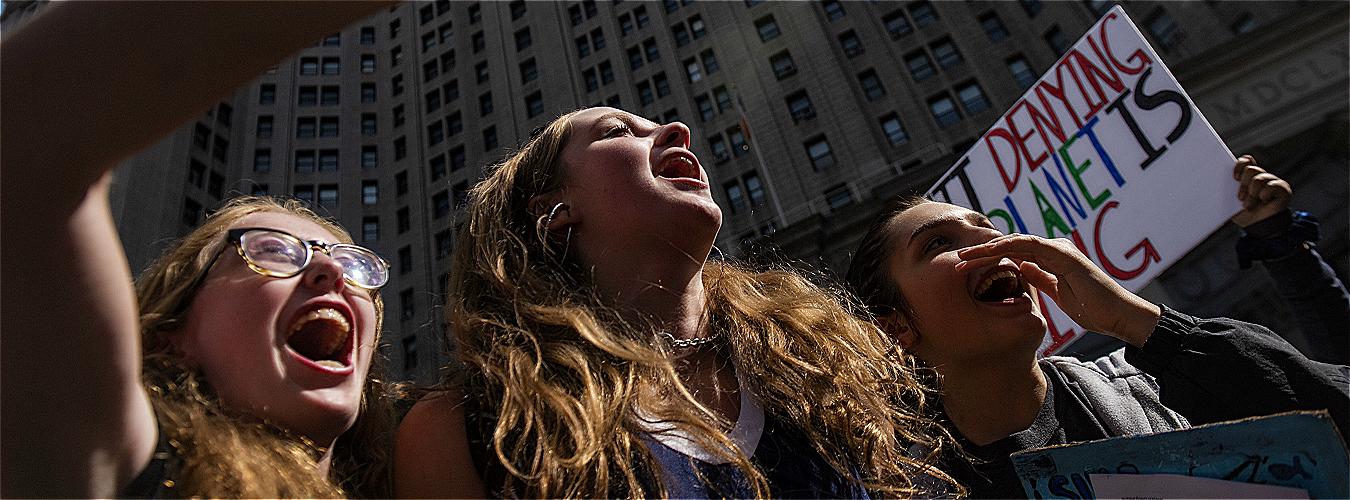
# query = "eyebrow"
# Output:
<box><xmin>593</xmin><ymin>111</ymin><xmax>657</xmax><ymax>134</ymax></box>
<box><xmin>905</xmin><ymin>211</ymin><xmax>993</xmax><ymax>249</ymax></box>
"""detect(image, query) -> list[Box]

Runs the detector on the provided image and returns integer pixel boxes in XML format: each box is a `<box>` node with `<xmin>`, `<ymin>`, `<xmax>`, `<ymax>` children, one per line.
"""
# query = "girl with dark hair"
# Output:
<box><xmin>1</xmin><ymin>3</ymin><xmax>395</xmax><ymax>497</ymax></box>
<box><xmin>843</xmin><ymin>156</ymin><xmax>1349</xmax><ymax>497</ymax></box>
<box><xmin>394</xmin><ymin>107</ymin><xmax>960</xmax><ymax>498</ymax></box>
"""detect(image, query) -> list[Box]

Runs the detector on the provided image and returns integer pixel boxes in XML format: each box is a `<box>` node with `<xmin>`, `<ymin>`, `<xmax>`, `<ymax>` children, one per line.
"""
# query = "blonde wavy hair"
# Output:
<box><xmin>134</xmin><ymin>196</ymin><xmax>393</xmax><ymax>498</ymax></box>
<box><xmin>445</xmin><ymin>109</ymin><xmax>962</xmax><ymax>497</ymax></box>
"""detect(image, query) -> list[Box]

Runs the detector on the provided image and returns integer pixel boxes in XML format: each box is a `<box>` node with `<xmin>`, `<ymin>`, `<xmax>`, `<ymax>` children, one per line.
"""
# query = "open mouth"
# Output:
<box><xmin>973</xmin><ymin>269</ymin><xmax>1026</xmax><ymax>303</ymax></box>
<box><xmin>656</xmin><ymin>155</ymin><xmax>702</xmax><ymax>183</ymax></box>
<box><xmin>286</xmin><ymin>307</ymin><xmax>353</xmax><ymax>369</ymax></box>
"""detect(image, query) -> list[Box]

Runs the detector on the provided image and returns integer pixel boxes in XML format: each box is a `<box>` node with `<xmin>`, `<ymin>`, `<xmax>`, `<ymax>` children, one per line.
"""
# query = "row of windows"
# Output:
<box><xmin>575</xmin><ymin>27</ymin><xmax>606</xmax><ymax>58</ymax></box>
<box><xmin>706</xmin><ymin>125</ymin><xmax>748</xmax><ymax>164</ymax></box>
<box><xmin>582</xmin><ymin>60</ymin><xmax>615</xmax><ymax>92</ymax></box>
<box><xmin>721</xmin><ymin>171</ymin><xmax>766</xmax><ymax>215</ymax></box>
<box><xmin>185</xmin><ymin>158</ymin><xmax>226</xmax><ymax>200</ymax></box>
<box><xmin>670</xmin><ymin>14</ymin><xmax>706</xmax><ymax>48</ymax></box>
<box><xmin>191</xmin><ymin>123</ymin><xmax>229</xmax><ymax>162</ymax></box>
<box><xmin>253</xmin><ymin>145</ymin><xmax>380</xmax><ymax>173</ymax></box>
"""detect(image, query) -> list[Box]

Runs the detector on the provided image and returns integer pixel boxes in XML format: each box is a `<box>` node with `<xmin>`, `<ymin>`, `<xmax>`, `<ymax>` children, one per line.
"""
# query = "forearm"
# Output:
<box><xmin>1125</xmin><ymin>307</ymin><xmax>1350</xmax><ymax>438</ymax></box>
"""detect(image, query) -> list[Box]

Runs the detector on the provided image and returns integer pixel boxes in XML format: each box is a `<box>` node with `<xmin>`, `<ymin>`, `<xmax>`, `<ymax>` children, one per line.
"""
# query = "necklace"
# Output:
<box><xmin>659</xmin><ymin>331</ymin><xmax>719</xmax><ymax>349</ymax></box>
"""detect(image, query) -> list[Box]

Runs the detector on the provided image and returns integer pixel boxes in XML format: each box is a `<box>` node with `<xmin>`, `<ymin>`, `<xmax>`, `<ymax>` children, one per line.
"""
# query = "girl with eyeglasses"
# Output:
<box><xmin>392</xmin><ymin>107</ymin><xmax>960</xmax><ymax>498</ymax></box>
<box><xmin>843</xmin><ymin>157</ymin><xmax>1349</xmax><ymax>498</ymax></box>
<box><xmin>1</xmin><ymin>3</ymin><xmax>395</xmax><ymax>497</ymax></box>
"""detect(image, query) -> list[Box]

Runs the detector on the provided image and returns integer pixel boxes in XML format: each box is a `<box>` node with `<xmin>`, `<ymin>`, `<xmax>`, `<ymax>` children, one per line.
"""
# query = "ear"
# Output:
<box><xmin>527</xmin><ymin>194</ymin><xmax>579</xmax><ymax>231</ymax></box>
<box><xmin>878</xmin><ymin>311</ymin><xmax>918</xmax><ymax>349</ymax></box>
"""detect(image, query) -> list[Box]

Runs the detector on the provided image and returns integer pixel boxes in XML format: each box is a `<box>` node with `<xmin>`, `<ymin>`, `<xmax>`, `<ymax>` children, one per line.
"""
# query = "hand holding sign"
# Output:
<box><xmin>1231</xmin><ymin>155</ymin><xmax>1293</xmax><ymax>227</ymax></box>
<box><xmin>956</xmin><ymin>234</ymin><xmax>1161</xmax><ymax>346</ymax></box>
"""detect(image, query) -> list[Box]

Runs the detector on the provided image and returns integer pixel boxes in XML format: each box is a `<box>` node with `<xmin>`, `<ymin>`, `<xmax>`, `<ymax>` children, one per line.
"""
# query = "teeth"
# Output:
<box><xmin>975</xmin><ymin>270</ymin><xmax>1019</xmax><ymax>296</ymax></box>
<box><xmin>290</xmin><ymin>307</ymin><xmax>350</xmax><ymax>335</ymax></box>
<box><xmin>315</xmin><ymin>360</ymin><xmax>345</xmax><ymax>369</ymax></box>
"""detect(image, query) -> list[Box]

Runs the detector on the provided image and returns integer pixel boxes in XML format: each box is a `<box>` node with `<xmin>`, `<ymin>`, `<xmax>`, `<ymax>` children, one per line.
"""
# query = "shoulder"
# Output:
<box><xmin>393</xmin><ymin>391</ymin><xmax>486</xmax><ymax>498</ymax></box>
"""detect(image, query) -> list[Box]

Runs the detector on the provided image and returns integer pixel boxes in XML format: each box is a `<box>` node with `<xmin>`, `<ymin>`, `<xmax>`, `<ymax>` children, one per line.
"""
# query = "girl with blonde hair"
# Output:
<box><xmin>394</xmin><ymin>107</ymin><xmax>960</xmax><ymax>498</ymax></box>
<box><xmin>2</xmin><ymin>3</ymin><xmax>394</xmax><ymax>497</ymax></box>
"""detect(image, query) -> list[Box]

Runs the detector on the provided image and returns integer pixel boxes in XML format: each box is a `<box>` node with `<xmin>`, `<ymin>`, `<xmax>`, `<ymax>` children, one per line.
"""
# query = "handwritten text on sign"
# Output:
<box><xmin>925</xmin><ymin>6</ymin><xmax>1238</xmax><ymax>354</ymax></box>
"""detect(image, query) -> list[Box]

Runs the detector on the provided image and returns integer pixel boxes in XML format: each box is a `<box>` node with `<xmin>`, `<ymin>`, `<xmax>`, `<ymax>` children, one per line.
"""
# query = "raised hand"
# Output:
<box><xmin>1231</xmin><ymin>155</ymin><xmax>1293</xmax><ymax>228</ymax></box>
<box><xmin>956</xmin><ymin>234</ymin><xmax>1161</xmax><ymax>346</ymax></box>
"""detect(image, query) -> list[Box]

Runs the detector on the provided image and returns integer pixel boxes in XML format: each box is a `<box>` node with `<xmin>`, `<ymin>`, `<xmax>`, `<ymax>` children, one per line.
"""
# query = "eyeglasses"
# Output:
<box><xmin>171</xmin><ymin>227</ymin><xmax>389</xmax><ymax>316</ymax></box>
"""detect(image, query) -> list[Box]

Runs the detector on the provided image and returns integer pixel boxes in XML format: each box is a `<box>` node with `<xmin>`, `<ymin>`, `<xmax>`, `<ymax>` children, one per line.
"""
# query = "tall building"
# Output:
<box><xmin>4</xmin><ymin>1</ymin><xmax>1344</xmax><ymax>381</ymax></box>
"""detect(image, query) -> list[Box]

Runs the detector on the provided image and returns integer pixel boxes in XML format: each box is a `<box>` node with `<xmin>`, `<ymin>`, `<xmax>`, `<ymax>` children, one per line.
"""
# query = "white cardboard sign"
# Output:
<box><xmin>924</xmin><ymin>6</ymin><xmax>1238</xmax><ymax>354</ymax></box>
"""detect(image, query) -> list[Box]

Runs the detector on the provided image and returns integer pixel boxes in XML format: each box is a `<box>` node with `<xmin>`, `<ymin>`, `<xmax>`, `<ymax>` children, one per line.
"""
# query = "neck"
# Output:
<box><xmin>315</xmin><ymin>442</ymin><xmax>335</xmax><ymax>476</ymax></box>
<box><xmin>587</xmin><ymin>245</ymin><xmax>711</xmax><ymax>342</ymax></box>
<box><xmin>935</xmin><ymin>354</ymin><xmax>1046</xmax><ymax>446</ymax></box>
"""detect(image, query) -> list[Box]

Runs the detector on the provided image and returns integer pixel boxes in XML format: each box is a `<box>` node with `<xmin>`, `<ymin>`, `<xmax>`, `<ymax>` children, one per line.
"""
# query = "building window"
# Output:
<box><xmin>483</xmin><ymin>126</ymin><xmax>498</xmax><ymax>151</ymax></box>
<box><xmin>635</xmin><ymin>5</ymin><xmax>649</xmax><ymax>27</ymax></box>
<box><xmin>362</xmin><ymin>146</ymin><xmax>378</xmax><ymax>169</ymax></box>
<box><xmin>685</xmin><ymin>59</ymin><xmax>703</xmax><ymax>83</ymax></box>
<box><xmin>430</xmin><ymin>154</ymin><xmax>447</xmax><ymax>180</ymax></box>
<box><xmin>689</xmin><ymin>15</ymin><xmax>706</xmax><ymax>39</ymax></box>
<box><xmin>397</xmin><ymin>207</ymin><xmax>410</xmax><ymax>233</ymax></box>
<box><xmin>929</xmin><ymin>94</ymin><xmax>962</xmax><ymax>127</ymax></box>
<box><xmin>1231</xmin><ymin>13</ymin><xmax>1257</xmax><ymax>35</ymax></box>
<box><xmin>1021</xmin><ymin>0</ymin><xmax>1042</xmax><ymax>17</ymax></box>
<box><xmin>475</xmin><ymin>61</ymin><xmax>489</xmax><ymax>83</ymax></box>
<box><xmin>744</xmin><ymin>172</ymin><xmax>765</xmax><ymax>206</ymax></box>
<box><xmin>394</xmin><ymin>136</ymin><xmax>407</xmax><ymax>160</ymax></box>
<box><xmin>696</xmin><ymin>94</ymin><xmax>714</xmax><ymax>121</ymax></box>
<box><xmin>318</xmin><ymin>184</ymin><xmax>338</xmax><ymax>208</ymax></box>
<box><xmin>401</xmin><ymin>336</ymin><xmax>418</xmax><ymax>371</ymax></box>
<box><xmin>638</xmin><ymin>81</ymin><xmax>655</xmax><ymax>105</ymax></box>
<box><xmin>362</xmin><ymin>217</ymin><xmax>379</xmax><ymax>242</ymax></box>
<box><xmin>620</xmin><ymin>14</ymin><xmax>635</xmax><ymax>36</ymax></box>
<box><xmin>422</xmin><ymin>32</ymin><xmax>437</xmax><ymax>52</ymax></box>
<box><xmin>526</xmin><ymin>92</ymin><xmax>544</xmax><ymax>118</ymax></box>
<box><xmin>188</xmin><ymin>160</ymin><xmax>206</xmax><ymax>188</ymax></box>
<box><xmin>395</xmin><ymin>171</ymin><xmax>408</xmax><ymax>196</ymax></box>
<box><xmin>438</xmin><ymin>22</ymin><xmax>453</xmax><ymax>44</ymax></box>
<box><xmin>295</xmin><ymin>150</ymin><xmax>316</xmax><ymax>172</ymax></box>
<box><xmin>435</xmin><ymin>229</ymin><xmax>453</xmax><ymax>257</ymax></box>
<box><xmin>321</xmin><ymin>57</ymin><xmax>340</xmax><ymax>75</ymax></box>
<box><xmin>514</xmin><ymin>27</ymin><xmax>533</xmax><ymax>51</ymax></box>
<box><xmin>714</xmin><ymin>86</ymin><xmax>731</xmax><ymax>112</ymax></box>
<box><xmin>320</xmin><ymin>86</ymin><xmax>339</xmax><ymax>106</ymax></box>
<box><xmin>909</xmin><ymin>1</ymin><xmax>938</xmax><ymax>27</ymax></box>
<box><xmin>663</xmin><ymin>108</ymin><xmax>680</xmax><ymax>123</ymax></box>
<box><xmin>193</xmin><ymin>123</ymin><xmax>210</xmax><ymax>149</ymax></box>
<box><xmin>469</xmin><ymin>2</ymin><xmax>482</xmax><ymax>23</ymax></box>
<box><xmin>1044</xmin><ymin>25</ymin><xmax>1069</xmax><ymax>56</ymax></box>
<box><xmin>363</xmin><ymin>181</ymin><xmax>379</xmax><ymax>205</ymax></box>
<box><xmin>858</xmin><ymin>69</ymin><xmax>886</xmax><ymax>101</ymax></box>
<box><xmin>423</xmin><ymin>60</ymin><xmax>439</xmax><ymax>82</ymax></box>
<box><xmin>575</xmin><ymin>35</ymin><xmax>591</xmax><ymax>58</ymax></box>
<box><xmin>880</xmin><ymin>113</ymin><xmax>909</xmax><ymax>146</ymax></box>
<box><xmin>479</xmin><ymin>92</ymin><xmax>493</xmax><ymax>116</ymax></box>
<box><xmin>444</xmin><ymin>80</ymin><xmax>460</xmax><ymax>102</ymax></box>
<box><xmin>259</xmin><ymin>84</ymin><xmax>276</xmax><ymax>105</ymax></box>
<box><xmin>399</xmin><ymin>289</ymin><xmax>415</xmax><ymax>320</ymax></box>
<box><xmin>360</xmin><ymin>54</ymin><xmax>375</xmax><ymax>73</ymax></box>
<box><xmin>672</xmin><ymin>24</ymin><xmax>691</xmax><ymax>47</ymax></box>
<box><xmin>700</xmin><ymin>50</ymin><xmax>719</xmax><ymax>74</ymax></box>
<box><xmin>599</xmin><ymin>60</ymin><xmax>614</xmax><ymax>84</ymax></box>
<box><xmin>931</xmin><ymin>38</ymin><xmax>962</xmax><ymax>69</ymax></box>
<box><xmin>450</xmin><ymin>146</ymin><xmax>466</xmax><ymax>172</ymax></box>
<box><xmin>447</xmin><ymin>112</ymin><xmax>463</xmax><ymax>136</ymax></box>
<box><xmin>360</xmin><ymin>26</ymin><xmax>375</xmax><ymax>45</ymax></box>
<box><xmin>905</xmin><ymin>51</ymin><xmax>935</xmax><ymax>81</ymax></box>
<box><xmin>822</xmin><ymin>0</ymin><xmax>845</xmax><ymax>21</ymax></box>
<box><xmin>709</xmin><ymin>134</ymin><xmax>730</xmax><ymax>163</ymax></box>
<box><xmin>318</xmin><ymin>149</ymin><xmax>338</xmax><ymax>171</ymax></box>
<box><xmin>453</xmin><ymin>181</ymin><xmax>470</xmax><ymax>207</ymax></box>
<box><xmin>427</xmin><ymin>121</ymin><xmax>445</xmax><ymax>146</ymax></box>
<box><xmin>293</xmin><ymin>185</ymin><xmax>315</xmax><ymax>205</ymax></box>
<box><xmin>825</xmin><ymin>184</ymin><xmax>853</xmax><ymax>210</ymax></box>
<box><xmin>767</xmin><ymin>51</ymin><xmax>797</xmax><ymax>81</ymax></box>
<box><xmin>1008</xmin><ymin>56</ymin><xmax>1037</xmax><ymax>89</ymax></box>
<box><xmin>319</xmin><ymin>116</ymin><xmax>339</xmax><ymax>137</ymax></box>
<box><xmin>211</xmin><ymin>136</ymin><xmax>228</xmax><ymax>162</ymax></box>
<box><xmin>883</xmin><ymin>10</ymin><xmax>912</xmax><ymax>39</ymax></box>
<box><xmin>391</xmin><ymin>45</ymin><xmax>404</xmax><ymax>66</ymax></box>
<box><xmin>300</xmin><ymin>57</ymin><xmax>319</xmax><ymax>75</ymax></box>
<box><xmin>393</xmin><ymin>104</ymin><xmax>406</xmax><ymax>127</ymax></box>
<box><xmin>805</xmin><ymin>136</ymin><xmax>834</xmax><ymax>170</ymax></box>
<box><xmin>755</xmin><ymin>16</ymin><xmax>780</xmax><ymax>42</ymax></box>
<box><xmin>980</xmin><ymin>13</ymin><xmax>1010</xmax><ymax>42</ymax></box>
<box><xmin>727</xmin><ymin>126</ymin><xmax>748</xmax><ymax>158</ymax></box>
<box><xmin>297</xmin><ymin>117</ymin><xmax>317</xmax><ymax>138</ymax></box>
<box><xmin>254</xmin><ymin>149</ymin><xmax>272</xmax><ymax>172</ymax></box>
<box><xmin>643</xmin><ymin>38</ymin><xmax>660</xmax><ymax>62</ymax></box>
<box><xmin>724</xmin><ymin>181</ymin><xmax>747</xmax><ymax>214</ymax></box>
<box><xmin>1146</xmin><ymin>8</ymin><xmax>1182</xmax><ymax>51</ymax></box>
<box><xmin>510</xmin><ymin>0</ymin><xmax>526</xmax><ymax>20</ymax></box>
<box><xmin>591</xmin><ymin>27</ymin><xmax>607</xmax><ymax>50</ymax></box>
<box><xmin>786</xmin><ymin>90</ymin><xmax>814</xmax><ymax>123</ymax></box>
<box><xmin>299</xmin><ymin>86</ymin><xmax>318</xmax><ymax>106</ymax></box>
<box><xmin>425</xmin><ymin>89</ymin><xmax>442</xmax><ymax>112</ymax></box>
<box><xmin>838</xmin><ymin>30</ymin><xmax>863</xmax><ymax>58</ymax></box>
<box><xmin>628</xmin><ymin>46</ymin><xmax>644</xmax><ymax>70</ymax></box>
<box><xmin>433</xmin><ymin>190</ymin><xmax>451</xmax><ymax>219</ymax></box>
<box><xmin>256</xmin><ymin>116</ymin><xmax>273</xmax><ymax>139</ymax></box>
<box><xmin>520</xmin><ymin>58</ymin><xmax>539</xmax><ymax>84</ymax></box>
<box><xmin>389</xmin><ymin>18</ymin><xmax>401</xmax><ymax>39</ymax></box>
<box><xmin>182</xmin><ymin>198</ymin><xmax>203</xmax><ymax>226</ymax></box>
<box><xmin>361</xmin><ymin>82</ymin><xmax>377</xmax><ymax>102</ymax></box>
<box><xmin>654</xmin><ymin>72</ymin><xmax>671</xmax><ymax>97</ymax></box>
<box><xmin>398</xmin><ymin>246</ymin><xmax>414</xmax><ymax>275</ymax></box>
<box><xmin>251</xmin><ymin>184</ymin><xmax>269</xmax><ymax>196</ymax></box>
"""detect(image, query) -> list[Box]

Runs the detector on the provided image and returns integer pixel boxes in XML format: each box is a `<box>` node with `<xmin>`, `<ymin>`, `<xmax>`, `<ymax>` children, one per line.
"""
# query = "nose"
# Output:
<box><xmin>301</xmin><ymin>250</ymin><xmax>346</xmax><ymax>293</ymax></box>
<box><xmin>656</xmin><ymin>121</ymin><xmax>691</xmax><ymax>149</ymax></box>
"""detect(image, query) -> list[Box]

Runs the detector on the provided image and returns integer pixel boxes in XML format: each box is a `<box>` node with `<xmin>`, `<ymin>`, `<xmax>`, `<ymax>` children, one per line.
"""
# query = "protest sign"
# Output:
<box><xmin>924</xmin><ymin>6</ymin><xmax>1240</xmax><ymax>355</ymax></box>
<box><xmin>1011</xmin><ymin>411</ymin><xmax>1350</xmax><ymax>499</ymax></box>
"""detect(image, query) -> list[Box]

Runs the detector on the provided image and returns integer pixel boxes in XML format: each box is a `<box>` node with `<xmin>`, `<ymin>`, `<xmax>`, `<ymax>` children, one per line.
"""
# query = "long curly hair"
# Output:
<box><xmin>134</xmin><ymin>196</ymin><xmax>393</xmax><ymax>498</ymax></box>
<box><xmin>445</xmin><ymin>109</ymin><xmax>961</xmax><ymax>497</ymax></box>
